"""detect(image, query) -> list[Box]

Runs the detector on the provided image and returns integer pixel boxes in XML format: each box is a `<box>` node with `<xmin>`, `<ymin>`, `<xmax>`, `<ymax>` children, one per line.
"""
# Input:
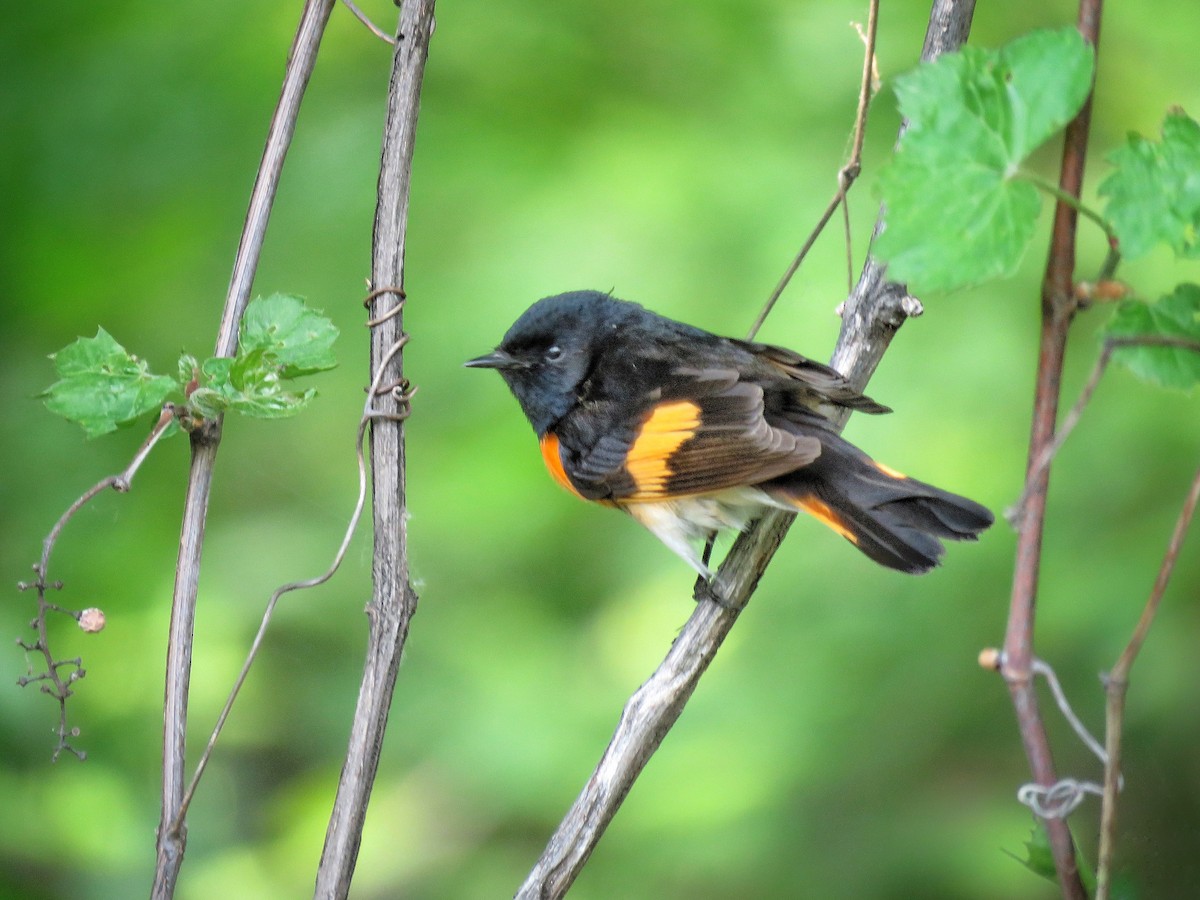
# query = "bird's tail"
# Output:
<box><xmin>765</xmin><ymin>435</ymin><xmax>994</xmax><ymax>574</ymax></box>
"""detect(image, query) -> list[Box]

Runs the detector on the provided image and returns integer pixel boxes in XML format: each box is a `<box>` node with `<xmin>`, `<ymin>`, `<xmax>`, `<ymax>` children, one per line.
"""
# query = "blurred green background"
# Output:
<box><xmin>3</xmin><ymin>1</ymin><xmax>1199</xmax><ymax>897</ymax></box>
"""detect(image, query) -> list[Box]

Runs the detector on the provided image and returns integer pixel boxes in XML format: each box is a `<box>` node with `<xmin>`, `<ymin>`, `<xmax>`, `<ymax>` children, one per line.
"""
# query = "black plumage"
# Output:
<box><xmin>467</xmin><ymin>290</ymin><xmax>993</xmax><ymax>578</ymax></box>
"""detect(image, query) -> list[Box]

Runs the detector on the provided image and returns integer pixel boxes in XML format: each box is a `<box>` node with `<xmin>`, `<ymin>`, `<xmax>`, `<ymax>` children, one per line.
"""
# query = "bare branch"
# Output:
<box><xmin>517</xmin><ymin>3</ymin><xmax>975</xmax><ymax>896</ymax></box>
<box><xmin>1096</xmin><ymin>463</ymin><xmax>1200</xmax><ymax>900</ymax></box>
<box><xmin>997</xmin><ymin>1</ymin><xmax>1102</xmax><ymax>896</ymax></box>
<box><xmin>314</xmin><ymin>1</ymin><xmax>436</xmax><ymax>894</ymax></box>
<box><xmin>152</xmin><ymin>2</ymin><xmax>339</xmax><ymax>896</ymax></box>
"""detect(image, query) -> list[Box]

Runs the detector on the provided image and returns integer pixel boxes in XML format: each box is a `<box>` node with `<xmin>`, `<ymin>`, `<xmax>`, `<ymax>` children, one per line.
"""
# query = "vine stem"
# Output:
<box><xmin>745</xmin><ymin>0</ymin><xmax>878</xmax><ymax>342</ymax></box>
<box><xmin>998</xmin><ymin>2</ymin><xmax>1101</xmax><ymax>898</ymax></box>
<box><xmin>1019</xmin><ymin>169</ymin><xmax>1115</xmax><ymax>240</ymax></box>
<box><xmin>1007</xmin><ymin>335</ymin><xmax>1200</xmax><ymax>528</ymax></box>
<box><xmin>19</xmin><ymin>406</ymin><xmax>177</xmax><ymax>761</ymax></box>
<box><xmin>170</xmin><ymin>333</ymin><xmax>410</xmax><ymax>835</ymax></box>
<box><xmin>1095</xmin><ymin>464</ymin><xmax>1200</xmax><ymax>899</ymax></box>
<box><xmin>152</xmin><ymin>2</ymin><xmax>337</xmax><ymax>896</ymax></box>
<box><xmin>314</xmin><ymin>1</ymin><xmax>435</xmax><ymax>894</ymax></box>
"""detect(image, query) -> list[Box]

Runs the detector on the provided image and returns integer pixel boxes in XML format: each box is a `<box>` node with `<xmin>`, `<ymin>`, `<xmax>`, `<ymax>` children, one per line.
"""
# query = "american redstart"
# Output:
<box><xmin>466</xmin><ymin>290</ymin><xmax>993</xmax><ymax>582</ymax></box>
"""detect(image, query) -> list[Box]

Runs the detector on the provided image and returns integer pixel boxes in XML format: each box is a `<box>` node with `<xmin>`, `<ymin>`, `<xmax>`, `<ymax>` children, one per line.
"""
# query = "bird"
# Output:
<box><xmin>466</xmin><ymin>290</ymin><xmax>993</xmax><ymax>585</ymax></box>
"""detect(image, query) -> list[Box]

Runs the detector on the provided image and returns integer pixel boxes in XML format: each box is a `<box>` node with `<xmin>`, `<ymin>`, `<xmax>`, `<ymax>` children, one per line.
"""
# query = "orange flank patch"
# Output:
<box><xmin>873</xmin><ymin>460</ymin><xmax>908</xmax><ymax>480</ymax></box>
<box><xmin>624</xmin><ymin>400</ymin><xmax>702</xmax><ymax>498</ymax></box>
<box><xmin>539</xmin><ymin>432</ymin><xmax>583</xmax><ymax>499</ymax></box>
<box><xmin>794</xmin><ymin>496</ymin><xmax>859</xmax><ymax>544</ymax></box>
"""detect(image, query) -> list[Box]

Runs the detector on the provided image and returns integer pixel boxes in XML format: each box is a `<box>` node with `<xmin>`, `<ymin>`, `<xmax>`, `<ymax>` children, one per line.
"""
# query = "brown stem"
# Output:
<box><xmin>999</xmin><ymin>3</ymin><xmax>1101</xmax><ymax>898</ymax></box>
<box><xmin>1095</xmin><ymin>464</ymin><xmax>1200</xmax><ymax>899</ymax></box>
<box><xmin>313</xmin><ymin>2</ymin><xmax>435</xmax><ymax>895</ymax></box>
<box><xmin>151</xmin><ymin>2</ymin><xmax>337</xmax><ymax>897</ymax></box>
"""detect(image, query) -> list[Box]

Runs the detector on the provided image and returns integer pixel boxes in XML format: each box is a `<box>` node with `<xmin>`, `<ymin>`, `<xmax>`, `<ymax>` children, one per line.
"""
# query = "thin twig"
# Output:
<box><xmin>1095</xmin><ymin>464</ymin><xmax>1200</xmax><ymax>900</ymax></box>
<box><xmin>172</xmin><ymin>334</ymin><xmax>410</xmax><ymax>830</ymax></box>
<box><xmin>153</xmin><ymin>3</ymin><xmax>338</xmax><ymax>897</ymax></box>
<box><xmin>1033</xmin><ymin>658</ymin><xmax>1108</xmax><ymax>766</ymax></box>
<box><xmin>40</xmin><ymin>407</ymin><xmax>175</xmax><ymax>576</ymax></box>
<box><xmin>341</xmin><ymin>0</ymin><xmax>397</xmax><ymax>45</ymax></box>
<box><xmin>745</xmin><ymin>0</ymin><xmax>879</xmax><ymax>341</ymax></box>
<box><xmin>1007</xmin><ymin>335</ymin><xmax>1200</xmax><ymax>527</ymax></box>
<box><xmin>18</xmin><ymin>406</ymin><xmax>176</xmax><ymax>761</ymax></box>
<box><xmin>1019</xmin><ymin>170</ymin><xmax>1116</xmax><ymax>241</ymax></box>
<box><xmin>998</xmin><ymin>1</ymin><xmax>1101</xmax><ymax>896</ymax></box>
<box><xmin>1014</xmin><ymin>656</ymin><xmax>1112</xmax><ymax>821</ymax></box>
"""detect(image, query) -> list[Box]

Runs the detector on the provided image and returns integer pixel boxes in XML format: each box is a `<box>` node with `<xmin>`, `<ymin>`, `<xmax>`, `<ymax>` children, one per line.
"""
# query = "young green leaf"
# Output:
<box><xmin>186</xmin><ymin>358</ymin><xmax>236</xmax><ymax>420</ymax></box>
<box><xmin>187</xmin><ymin>355</ymin><xmax>316</xmax><ymax>420</ymax></box>
<box><xmin>1105</xmin><ymin>284</ymin><xmax>1200</xmax><ymax>390</ymax></box>
<box><xmin>874</xmin><ymin>27</ymin><xmax>1095</xmax><ymax>292</ymax></box>
<box><xmin>1010</xmin><ymin>826</ymin><xmax>1098</xmax><ymax>895</ymax></box>
<box><xmin>41</xmin><ymin>329</ymin><xmax>178</xmax><ymax>438</ymax></box>
<box><xmin>42</xmin><ymin>296</ymin><xmax>337</xmax><ymax>433</ymax></box>
<box><xmin>177</xmin><ymin>353</ymin><xmax>200</xmax><ymax>390</ymax></box>
<box><xmin>1099</xmin><ymin>109</ymin><xmax>1200</xmax><ymax>260</ymax></box>
<box><xmin>240</xmin><ymin>293</ymin><xmax>339</xmax><ymax>378</ymax></box>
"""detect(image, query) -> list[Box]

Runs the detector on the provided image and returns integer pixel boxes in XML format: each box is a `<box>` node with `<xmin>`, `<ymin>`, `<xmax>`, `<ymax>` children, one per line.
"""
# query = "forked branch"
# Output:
<box><xmin>997</xmin><ymin>1</ymin><xmax>1102</xmax><ymax>897</ymax></box>
<box><xmin>517</xmin><ymin>2</ymin><xmax>974</xmax><ymax>896</ymax></box>
<box><xmin>19</xmin><ymin>407</ymin><xmax>175</xmax><ymax>761</ymax></box>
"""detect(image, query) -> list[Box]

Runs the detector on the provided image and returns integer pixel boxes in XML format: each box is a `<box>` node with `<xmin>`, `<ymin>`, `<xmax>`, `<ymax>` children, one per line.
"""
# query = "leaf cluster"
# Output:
<box><xmin>875</xmin><ymin>26</ymin><xmax>1200</xmax><ymax>391</ymax></box>
<box><xmin>41</xmin><ymin>294</ymin><xmax>338</xmax><ymax>438</ymax></box>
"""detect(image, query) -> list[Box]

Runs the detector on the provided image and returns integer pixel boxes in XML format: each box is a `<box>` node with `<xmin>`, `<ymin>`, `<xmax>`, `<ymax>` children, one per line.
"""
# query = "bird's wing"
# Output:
<box><xmin>555</xmin><ymin>367</ymin><xmax>823</xmax><ymax>502</ymax></box>
<box><xmin>741</xmin><ymin>340</ymin><xmax>891</xmax><ymax>414</ymax></box>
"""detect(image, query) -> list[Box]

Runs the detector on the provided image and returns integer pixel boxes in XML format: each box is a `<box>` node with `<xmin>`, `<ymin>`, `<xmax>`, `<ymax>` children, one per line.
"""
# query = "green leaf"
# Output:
<box><xmin>41</xmin><ymin>329</ymin><xmax>178</xmax><ymax>438</ymax></box>
<box><xmin>189</xmin><ymin>355</ymin><xmax>315</xmax><ymax>420</ymax></box>
<box><xmin>39</xmin><ymin>296</ymin><xmax>334</xmax><ymax>433</ymax></box>
<box><xmin>1014</xmin><ymin>825</ymin><xmax>1057</xmax><ymax>884</ymax></box>
<box><xmin>184</xmin><ymin>295</ymin><xmax>337</xmax><ymax>422</ymax></box>
<box><xmin>1105</xmin><ymin>284</ymin><xmax>1200</xmax><ymax>390</ymax></box>
<box><xmin>177</xmin><ymin>353</ymin><xmax>200</xmax><ymax>389</ymax></box>
<box><xmin>1099</xmin><ymin>110</ymin><xmax>1200</xmax><ymax>260</ymax></box>
<box><xmin>240</xmin><ymin>293</ymin><xmax>339</xmax><ymax>378</ymax></box>
<box><xmin>874</xmin><ymin>27</ymin><xmax>1095</xmax><ymax>292</ymax></box>
<box><xmin>1011</xmin><ymin>826</ymin><xmax>1098</xmax><ymax>895</ymax></box>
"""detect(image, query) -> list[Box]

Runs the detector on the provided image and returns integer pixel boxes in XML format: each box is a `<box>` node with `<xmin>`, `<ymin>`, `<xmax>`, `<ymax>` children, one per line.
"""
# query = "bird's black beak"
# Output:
<box><xmin>464</xmin><ymin>348</ymin><xmax>523</xmax><ymax>370</ymax></box>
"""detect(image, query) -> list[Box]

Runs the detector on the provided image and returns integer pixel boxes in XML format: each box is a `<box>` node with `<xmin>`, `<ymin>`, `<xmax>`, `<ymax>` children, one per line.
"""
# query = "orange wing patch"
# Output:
<box><xmin>872</xmin><ymin>460</ymin><xmax>908</xmax><ymax>480</ymax></box>
<box><xmin>794</xmin><ymin>495</ymin><xmax>859</xmax><ymax>545</ymax></box>
<box><xmin>623</xmin><ymin>400</ymin><xmax>702</xmax><ymax>498</ymax></box>
<box><xmin>539</xmin><ymin>432</ymin><xmax>584</xmax><ymax>499</ymax></box>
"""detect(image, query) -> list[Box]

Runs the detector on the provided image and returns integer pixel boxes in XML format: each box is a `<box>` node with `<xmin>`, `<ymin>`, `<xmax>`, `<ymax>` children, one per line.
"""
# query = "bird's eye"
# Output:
<box><xmin>544</xmin><ymin>345</ymin><xmax>564</xmax><ymax>362</ymax></box>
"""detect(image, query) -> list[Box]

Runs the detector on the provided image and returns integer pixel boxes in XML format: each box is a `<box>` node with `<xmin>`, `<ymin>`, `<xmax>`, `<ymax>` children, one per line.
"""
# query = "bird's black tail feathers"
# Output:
<box><xmin>767</xmin><ymin>435</ymin><xmax>994</xmax><ymax>574</ymax></box>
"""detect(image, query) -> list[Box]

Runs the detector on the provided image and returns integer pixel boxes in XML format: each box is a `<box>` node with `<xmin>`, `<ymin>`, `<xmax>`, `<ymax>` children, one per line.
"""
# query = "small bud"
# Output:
<box><xmin>900</xmin><ymin>295</ymin><xmax>925</xmax><ymax>317</ymax></box>
<box><xmin>78</xmin><ymin>608</ymin><xmax>106</xmax><ymax>633</ymax></box>
<box><xmin>1074</xmin><ymin>280</ymin><xmax>1129</xmax><ymax>303</ymax></box>
<box><xmin>977</xmin><ymin>647</ymin><xmax>1002</xmax><ymax>671</ymax></box>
